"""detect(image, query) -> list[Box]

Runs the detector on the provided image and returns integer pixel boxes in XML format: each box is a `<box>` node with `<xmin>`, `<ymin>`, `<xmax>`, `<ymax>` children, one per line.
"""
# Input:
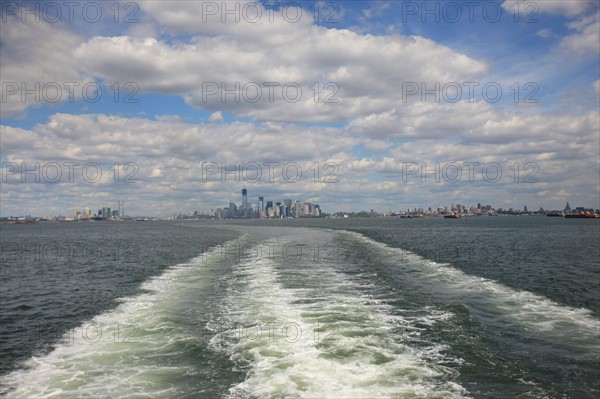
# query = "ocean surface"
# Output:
<box><xmin>0</xmin><ymin>217</ymin><xmax>598</xmax><ymax>398</ymax></box>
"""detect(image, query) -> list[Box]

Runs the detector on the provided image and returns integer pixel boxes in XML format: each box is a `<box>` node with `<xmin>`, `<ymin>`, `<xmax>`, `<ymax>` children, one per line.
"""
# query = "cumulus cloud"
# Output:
<box><xmin>0</xmin><ymin>10</ymin><xmax>93</xmax><ymax>117</ymax></box>
<box><xmin>0</xmin><ymin>113</ymin><xmax>357</xmax><ymax>214</ymax></box>
<box><xmin>1</xmin><ymin>2</ymin><xmax>487</xmax><ymax>121</ymax></box>
<box><xmin>536</xmin><ymin>28</ymin><xmax>556</xmax><ymax>39</ymax></box>
<box><xmin>348</xmin><ymin>101</ymin><xmax>496</xmax><ymax>139</ymax></box>
<box><xmin>71</xmin><ymin>28</ymin><xmax>486</xmax><ymax>122</ymax></box>
<box><xmin>1</xmin><ymin>109</ymin><xmax>598</xmax><ymax>214</ymax></box>
<box><xmin>1</xmin><ymin>2</ymin><xmax>598</xmax><ymax>215</ymax></box>
<box><xmin>502</xmin><ymin>0</ymin><xmax>596</xmax><ymax>17</ymax></box>
<box><xmin>1</xmin><ymin>113</ymin><xmax>355</xmax><ymax>178</ymax></box>
<box><xmin>362</xmin><ymin>1</ymin><xmax>392</xmax><ymax>19</ymax></box>
<box><xmin>208</xmin><ymin>111</ymin><xmax>224</xmax><ymax>123</ymax></box>
<box><xmin>559</xmin><ymin>11</ymin><xmax>600</xmax><ymax>55</ymax></box>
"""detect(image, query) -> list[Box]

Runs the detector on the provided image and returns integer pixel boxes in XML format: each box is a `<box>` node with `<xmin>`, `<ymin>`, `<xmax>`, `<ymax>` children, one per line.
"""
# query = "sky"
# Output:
<box><xmin>1</xmin><ymin>0</ymin><xmax>599</xmax><ymax>216</ymax></box>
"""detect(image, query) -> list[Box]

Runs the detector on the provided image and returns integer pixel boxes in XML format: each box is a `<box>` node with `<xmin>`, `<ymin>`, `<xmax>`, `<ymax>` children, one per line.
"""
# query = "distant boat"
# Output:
<box><xmin>3</xmin><ymin>219</ymin><xmax>39</xmax><ymax>224</ymax></box>
<box><xmin>565</xmin><ymin>212</ymin><xmax>598</xmax><ymax>218</ymax></box>
<box><xmin>444</xmin><ymin>213</ymin><xmax>461</xmax><ymax>219</ymax></box>
<box><xmin>546</xmin><ymin>211</ymin><xmax>563</xmax><ymax>217</ymax></box>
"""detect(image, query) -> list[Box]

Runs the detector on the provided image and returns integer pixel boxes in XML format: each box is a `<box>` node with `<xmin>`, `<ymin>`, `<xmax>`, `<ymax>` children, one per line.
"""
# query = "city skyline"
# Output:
<box><xmin>3</xmin><ymin>185</ymin><xmax>597</xmax><ymax>220</ymax></box>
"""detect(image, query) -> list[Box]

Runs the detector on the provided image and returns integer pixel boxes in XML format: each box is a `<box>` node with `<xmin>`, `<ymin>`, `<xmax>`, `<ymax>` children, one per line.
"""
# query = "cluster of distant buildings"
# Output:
<box><xmin>12</xmin><ymin>201</ymin><xmax>128</xmax><ymax>222</ymax></box>
<box><xmin>545</xmin><ymin>202</ymin><xmax>600</xmax><ymax>217</ymax></box>
<box><xmin>331</xmin><ymin>202</ymin><xmax>599</xmax><ymax>218</ymax></box>
<box><xmin>188</xmin><ymin>188</ymin><xmax>323</xmax><ymax>220</ymax></box>
<box><xmin>69</xmin><ymin>201</ymin><xmax>126</xmax><ymax>221</ymax></box>
<box><xmin>359</xmin><ymin>203</ymin><xmax>514</xmax><ymax>218</ymax></box>
<box><xmin>4</xmin><ymin>197</ymin><xmax>599</xmax><ymax>223</ymax></box>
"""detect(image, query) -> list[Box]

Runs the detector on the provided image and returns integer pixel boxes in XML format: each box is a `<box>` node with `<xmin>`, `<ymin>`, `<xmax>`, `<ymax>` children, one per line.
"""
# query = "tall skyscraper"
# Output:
<box><xmin>266</xmin><ymin>201</ymin><xmax>273</xmax><ymax>217</ymax></box>
<box><xmin>229</xmin><ymin>202</ymin><xmax>238</xmax><ymax>217</ymax></box>
<box><xmin>242</xmin><ymin>188</ymin><xmax>248</xmax><ymax>210</ymax></box>
<box><xmin>294</xmin><ymin>201</ymin><xmax>302</xmax><ymax>217</ymax></box>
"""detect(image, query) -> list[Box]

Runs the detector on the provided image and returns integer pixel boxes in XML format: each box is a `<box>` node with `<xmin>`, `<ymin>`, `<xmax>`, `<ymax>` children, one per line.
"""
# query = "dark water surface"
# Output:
<box><xmin>1</xmin><ymin>217</ymin><xmax>598</xmax><ymax>398</ymax></box>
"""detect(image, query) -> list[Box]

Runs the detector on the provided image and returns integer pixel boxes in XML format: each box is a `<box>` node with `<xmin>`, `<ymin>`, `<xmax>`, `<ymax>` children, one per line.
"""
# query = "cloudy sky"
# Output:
<box><xmin>1</xmin><ymin>0</ymin><xmax>599</xmax><ymax>216</ymax></box>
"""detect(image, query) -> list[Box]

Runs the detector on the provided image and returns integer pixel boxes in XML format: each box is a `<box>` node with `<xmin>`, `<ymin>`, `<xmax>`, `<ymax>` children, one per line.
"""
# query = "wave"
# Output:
<box><xmin>210</xmin><ymin>232</ymin><xmax>470</xmax><ymax>398</ymax></box>
<box><xmin>0</xmin><ymin>242</ymin><xmax>238</xmax><ymax>399</ymax></box>
<box><xmin>341</xmin><ymin>230</ymin><xmax>600</xmax><ymax>353</ymax></box>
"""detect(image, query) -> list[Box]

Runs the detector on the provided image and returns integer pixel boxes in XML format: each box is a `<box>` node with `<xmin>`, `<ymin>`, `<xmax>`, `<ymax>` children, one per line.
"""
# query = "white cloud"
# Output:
<box><xmin>139</xmin><ymin>0</ymin><xmax>320</xmax><ymax>38</ymax></box>
<box><xmin>348</xmin><ymin>101</ymin><xmax>496</xmax><ymax>139</ymax></box>
<box><xmin>70</xmin><ymin>28</ymin><xmax>486</xmax><ymax>122</ymax></box>
<box><xmin>1</xmin><ymin>109</ymin><xmax>598</xmax><ymax>214</ymax></box>
<box><xmin>362</xmin><ymin>1</ymin><xmax>392</xmax><ymax>19</ymax></box>
<box><xmin>536</xmin><ymin>28</ymin><xmax>556</xmax><ymax>38</ymax></box>
<box><xmin>208</xmin><ymin>111</ymin><xmax>224</xmax><ymax>123</ymax></box>
<box><xmin>1</xmin><ymin>2</ymin><xmax>598</xmax><ymax>214</ymax></box>
<box><xmin>0</xmin><ymin>10</ymin><xmax>93</xmax><ymax>117</ymax></box>
<box><xmin>560</xmin><ymin>11</ymin><xmax>600</xmax><ymax>55</ymax></box>
<box><xmin>502</xmin><ymin>0</ymin><xmax>596</xmax><ymax>17</ymax></box>
<box><xmin>1</xmin><ymin>1</ymin><xmax>487</xmax><ymax>122</ymax></box>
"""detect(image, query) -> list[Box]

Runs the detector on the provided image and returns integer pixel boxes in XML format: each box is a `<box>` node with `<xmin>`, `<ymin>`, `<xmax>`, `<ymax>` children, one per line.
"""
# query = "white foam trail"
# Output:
<box><xmin>344</xmin><ymin>230</ymin><xmax>600</xmax><ymax>352</ymax></box>
<box><xmin>211</xmin><ymin>233</ymin><xmax>470</xmax><ymax>399</ymax></box>
<box><xmin>0</xmin><ymin>244</ymin><xmax>231</xmax><ymax>399</ymax></box>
